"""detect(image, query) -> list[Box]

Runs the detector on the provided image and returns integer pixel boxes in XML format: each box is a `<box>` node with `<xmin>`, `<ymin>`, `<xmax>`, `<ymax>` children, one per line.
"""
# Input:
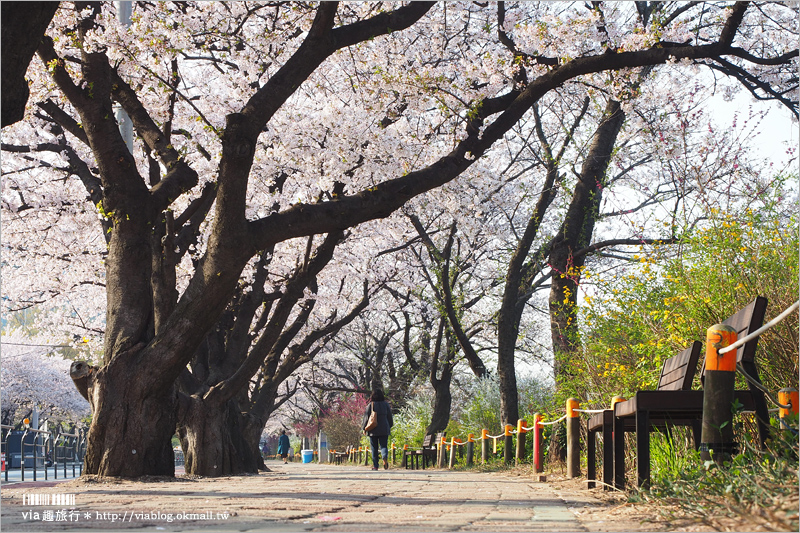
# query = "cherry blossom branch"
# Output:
<box><xmin>206</xmin><ymin>231</ymin><xmax>345</xmax><ymax>404</ymax></box>
<box><xmin>727</xmin><ymin>47</ymin><xmax>799</xmax><ymax>66</ymax></box>
<box><xmin>1</xmin><ymin>136</ymin><xmax>110</xmax><ymax>237</ymax></box>
<box><xmin>36</xmin><ymin>100</ymin><xmax>90</xmax><ymax>146</ymax></box>
<box><xmin>705</xmin><ymin>58</ymin><xmax>798</xmax><ymax>115</ymax></box>
<box><xmin>250</xmin><ymin>20</ymin><xmax>779</xmax><ymax>250</ymax></box>
<box><xmin>241</xmin><ymin>2</ymin><xmax>435</xmax><ymax>132</ymax></box>
<box><xmin>572</xmin><ymin>237</ymin><xmax>682</xmax><ymax>263</ymax></box>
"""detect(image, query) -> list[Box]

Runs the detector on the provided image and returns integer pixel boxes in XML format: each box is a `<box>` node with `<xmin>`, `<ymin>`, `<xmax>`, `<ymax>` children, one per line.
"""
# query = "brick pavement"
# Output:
<box><xmin>0</xmin><ymin>462</ymin><xmax>672</xmax><ymax>532</ymax></box>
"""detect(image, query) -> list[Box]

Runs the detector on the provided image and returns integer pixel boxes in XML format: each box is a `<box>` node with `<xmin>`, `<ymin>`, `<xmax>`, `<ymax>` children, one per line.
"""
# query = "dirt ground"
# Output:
<box><xmin>0</xmin><ymin>462</ymin><xmax>722</xmax><ymax>532</ymax></box>
<box><xmin>502</xmin><ymin>467</ymin><xmax>712</xmax><ymax>533</ymax></box>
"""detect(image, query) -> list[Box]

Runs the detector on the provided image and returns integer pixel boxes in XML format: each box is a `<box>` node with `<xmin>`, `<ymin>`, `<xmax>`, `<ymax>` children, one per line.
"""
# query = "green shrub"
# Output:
<box><xmin>459</xmin><ymin>375</ymin><xmax>503</xmax><ymax>434</ymax></box>
<box><xmin>575</xmin><ymin>205</ymin><xmax>798</xmax><ymax>406</ymax></box>
<box><xmin>391</xmin><ymin>393</ymin><xmax>433</xmax><ymax>447</ymax></box>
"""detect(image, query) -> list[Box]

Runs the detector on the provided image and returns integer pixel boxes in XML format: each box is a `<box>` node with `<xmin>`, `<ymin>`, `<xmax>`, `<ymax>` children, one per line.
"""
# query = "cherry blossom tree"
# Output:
<box><xmin>1</xmin><ymin>330</ymin><xmax>90</xmax><ymax>424</ymax></box>
<box><xmin>2</xmin><ymin>1</ymin><xmax>796</xmax><ymax>477</ymax></box>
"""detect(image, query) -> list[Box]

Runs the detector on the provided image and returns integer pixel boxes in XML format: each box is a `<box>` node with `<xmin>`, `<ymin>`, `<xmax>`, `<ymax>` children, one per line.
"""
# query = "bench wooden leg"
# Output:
<box><xmin>602</xmin><ymin>412</ymin><xmax>614</xmax><ymax>490</ymax></box>
<box><xmin>636</xmin><ymin>409</ymin><xmax>650</xmax><ymax>489</ymax></box>
<box><xmin>587</xmin><ymin>428</ymin><xmax>596</xmax><ymax>489</ymax></box>
<box><xmin>614</xmin><ymin>414</ymin><xmax>625</xmax><ymax>490</ymax></box>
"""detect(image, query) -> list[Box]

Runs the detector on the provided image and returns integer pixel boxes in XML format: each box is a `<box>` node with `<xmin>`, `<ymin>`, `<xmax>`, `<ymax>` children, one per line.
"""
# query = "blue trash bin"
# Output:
<box><xmin>301</xmin><ymin>450</ymin><xmax>313</xmax><ymax>463</ymax></box>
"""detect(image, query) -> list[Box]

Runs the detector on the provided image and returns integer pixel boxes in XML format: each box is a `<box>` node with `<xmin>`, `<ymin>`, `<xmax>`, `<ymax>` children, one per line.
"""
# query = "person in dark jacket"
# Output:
<box><xmin>362</xmin><ymin>389</ymin><xmax>394</xmax><ymax>470</ymax></box>
<box><xmin>277</xmin><ymin>429</ymin><xmax>290</xmax><ymax>464</ymax></box>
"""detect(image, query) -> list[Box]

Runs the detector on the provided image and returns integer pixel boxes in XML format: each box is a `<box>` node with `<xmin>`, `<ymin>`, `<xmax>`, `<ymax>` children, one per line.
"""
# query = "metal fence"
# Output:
<box><xmin>1</xmin><ymin>423</ymin><xmax>86</xmax><ymax>482</ymax></box>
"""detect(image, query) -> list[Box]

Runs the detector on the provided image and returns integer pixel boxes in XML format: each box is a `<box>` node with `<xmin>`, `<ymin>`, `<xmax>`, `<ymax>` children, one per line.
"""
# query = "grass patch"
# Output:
<box><xmin>638</xmin><ymin>424</ymin><xmax>799</xmax><ymax>531</ymax></box>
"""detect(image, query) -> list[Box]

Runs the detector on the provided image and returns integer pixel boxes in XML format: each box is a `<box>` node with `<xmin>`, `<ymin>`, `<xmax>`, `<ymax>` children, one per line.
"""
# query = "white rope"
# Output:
<box><xmin>538</xmin><ymin>414</ymin><xmax>568</xmax><ymax>426</ymax></box>
<box><xmin>719</xmin><ymin>301</ymin><xmax>799</xmax><ymax>354</ymax></box>
<box><xmin>574</xmin><ymin>408</ymin><xmax>606</xmax><ymax>414</ymax></box>
<box><xmin>486</xmin><ymin>432</ymin><xmax>505</xmax><ymax>439</ymax></box>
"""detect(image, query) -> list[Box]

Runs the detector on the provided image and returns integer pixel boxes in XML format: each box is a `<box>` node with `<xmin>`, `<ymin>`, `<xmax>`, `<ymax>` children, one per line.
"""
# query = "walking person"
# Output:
<box><xmin>362</xmin><ymin>389</ymin><xmax>394</xmax><ymax>470</ymax></box>
<box><xmin>277</xmin><ymin>429</ymin><xmax>290</xmax><ymax>464</ymax></box>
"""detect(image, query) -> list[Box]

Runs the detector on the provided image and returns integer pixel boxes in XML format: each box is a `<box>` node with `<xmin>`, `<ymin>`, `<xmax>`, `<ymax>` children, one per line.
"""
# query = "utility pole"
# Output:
<box><xmin>115</xmin><ymin>2</ymin><xmax>133</xmax><ymax>154</ymax></box>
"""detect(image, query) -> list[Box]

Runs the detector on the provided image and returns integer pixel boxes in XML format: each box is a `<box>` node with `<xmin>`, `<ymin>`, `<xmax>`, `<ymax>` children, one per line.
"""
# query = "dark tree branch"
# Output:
<box><xmin>36</xmin><ymin>100</ymin><xmax>90</xmax><ymax>145</ymax></box>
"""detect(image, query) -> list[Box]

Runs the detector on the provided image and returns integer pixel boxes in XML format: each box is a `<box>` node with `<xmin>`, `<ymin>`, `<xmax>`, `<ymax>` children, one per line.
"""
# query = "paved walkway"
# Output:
<box><xmin>0</xmin><ymin>463</ymin><xmax>674</xmax><ymax>532</ymax></box>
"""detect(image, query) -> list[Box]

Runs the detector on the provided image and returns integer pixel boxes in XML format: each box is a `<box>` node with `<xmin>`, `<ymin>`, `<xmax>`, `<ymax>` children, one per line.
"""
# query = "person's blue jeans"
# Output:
<box><xmin>369</xmin><ymin>435</ymin><xmax>389</xmax><ymax>468</ymax></box>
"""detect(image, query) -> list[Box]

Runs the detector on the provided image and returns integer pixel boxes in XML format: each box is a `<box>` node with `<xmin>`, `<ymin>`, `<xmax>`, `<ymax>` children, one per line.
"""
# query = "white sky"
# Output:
<box><xmin>710</xmin><ymin>90</ymin><xmax>799</xmax><ymax>170</ymax></box>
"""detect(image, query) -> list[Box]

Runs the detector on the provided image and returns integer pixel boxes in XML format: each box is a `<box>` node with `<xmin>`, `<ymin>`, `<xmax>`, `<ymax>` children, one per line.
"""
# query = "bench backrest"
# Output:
<box><xmin>421</xmin><ymin>432</ymin><xmax>447</xmax><ymax>449</ymax></box>
<box><xmin>722</xmin><ymin>296</ymin><xmax>768</xmax><ymax>364</ymax></box>
<box><xmin>657</xmin><ymin>341</ymin><xmax>702</xmax><ymax>391</ymax></box>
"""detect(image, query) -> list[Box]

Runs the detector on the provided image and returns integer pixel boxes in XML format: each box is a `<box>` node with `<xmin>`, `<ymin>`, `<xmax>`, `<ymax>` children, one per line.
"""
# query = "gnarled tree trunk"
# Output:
<box><xmin>177</xmin><ymin>396</ymin><xmax>260</xmax><ymax>476</ymax></box>
<box><xmin>72</xmin><ymin>356</ymin><xmax>177</xmax><ymax>477</ymax></box>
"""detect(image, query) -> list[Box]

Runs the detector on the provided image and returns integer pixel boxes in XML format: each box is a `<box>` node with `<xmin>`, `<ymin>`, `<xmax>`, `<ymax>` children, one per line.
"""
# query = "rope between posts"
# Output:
<box><xmin>486</xmin><ymin>432</ymin><xmax>505</xmax><ymax>439</ymax></box>
<box><xmin>719</xmin><ymin>301</ymin><xmax>799</xmax><ymax>354</ymax></box>
<box><xmin>736</xmin><ymin>362</ymin><xmax>792</xmax><ymax>410</ymax></box>
<box><xmin>574</xmin><ymin>408</ymin><xmax>605</xmax><ymax>414</ymax></box>
<box><xmin>538</xmin><ymin>414</ymin><xmax>568</xmax><ymax>426</ymax></box>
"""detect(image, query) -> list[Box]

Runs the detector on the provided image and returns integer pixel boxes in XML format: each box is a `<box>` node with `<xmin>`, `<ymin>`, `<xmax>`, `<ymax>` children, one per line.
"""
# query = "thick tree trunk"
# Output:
<box><xmin>496</xmin><ymin>324</ymin><xmax>520</xmax><ymax>426</ymax></box>
<box><xmin>243</xmin><ymin>417</ymin><xmax>269</xmax><ymax>471</ymax></box>
<box><xmin>177</xmin><ymin>396</ymin><xmax>261</xmax><ymax>476</ymax></box>
<box><xmin>426</xmin><ymin>322</ymin><xmax>455</xmax><ymax>435</ymax></box>
<box><xmin>548</xmin><ymin>99</ymin><xmax>624</xmax><ymax>382</ymax></box>
<box><xmin>1</xmin><ymin>2</ymin><xmax>59</xmax><ymax>127</ymax></box>
<box><xmin>74</xmin><ymin>357</ymin><xmax>177</xmax><ymax>477</ymax></box>
<box><xmin>426</xmin><ymin>377</ymin><xmax>452</xmax><ymax>435</ymax></box>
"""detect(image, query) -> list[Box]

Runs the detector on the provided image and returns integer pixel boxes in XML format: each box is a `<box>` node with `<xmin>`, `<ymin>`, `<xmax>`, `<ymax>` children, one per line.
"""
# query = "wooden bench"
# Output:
<box><xmin>587</xmin><ymin>341</ymin><xmax>702</xmax><ymax>490</ymax></box>
<box><xmin>331</xmin><ymin>445</ymin><xmax>350</xmax><ymax>465</ymax></box>
<box><xmin>403</xmin><ymin>432</ymin><xmax>445</xmax><ymax>470</ymax></box>
<box><xmin>612</xmin><ymin>296</ymin><xmax>768</xmax><ymax>489</ymax></box>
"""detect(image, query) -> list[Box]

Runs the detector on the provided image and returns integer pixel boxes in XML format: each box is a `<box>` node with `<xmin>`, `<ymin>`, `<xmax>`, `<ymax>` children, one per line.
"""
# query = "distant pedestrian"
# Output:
<box><xmin>362</xmin><ymin>389</ymin><xmax>394</xmax><ymax>470</ymax></box>
<box><xmin>277</xmin><ymin>430</ymin><xmax>290</xmax><ymax>464</ymax></box>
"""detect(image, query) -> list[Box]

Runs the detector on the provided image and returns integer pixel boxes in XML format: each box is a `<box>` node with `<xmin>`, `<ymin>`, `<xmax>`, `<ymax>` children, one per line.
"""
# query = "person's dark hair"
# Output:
<box><xmin>280</xmin><ymin>429</ymin><xmax>286</xmax><ymax>435</ymax></box>
<box><xmin>370</xmin><ymin>389</ymin><xmax>385</xmax><ymax>402</ymax></box>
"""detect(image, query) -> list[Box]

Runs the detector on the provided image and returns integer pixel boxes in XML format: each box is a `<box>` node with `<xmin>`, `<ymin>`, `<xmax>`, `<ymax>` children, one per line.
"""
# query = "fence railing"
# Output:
<box><xmin>1</xmin><ymin>423</ymin><xmax>86</xmax><ymax>482</ymax></box>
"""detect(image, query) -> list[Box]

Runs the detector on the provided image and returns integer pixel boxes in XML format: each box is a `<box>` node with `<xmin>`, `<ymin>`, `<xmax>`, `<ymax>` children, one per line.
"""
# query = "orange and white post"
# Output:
<box><xmin>778</xmin><ymin>387</ymin><xmax>799</xmax><ymax>432</ymax></box>
<box><xmin>504</xmin><ymin>424</ymin><xmax>514</xmax><ymax>465</ymax></box>
<box><xmin>700</xmin><ymin>323</ymin><xmax>738</xmax><ymax>464</ymax></box>
<box><xmin>566</xmin><ymin>398</ymin><xmax>580</xmax><ymax>478</ymax></box>
<box><xmin>516</xmin><ymin>419</ymin><xmax>527</xmax><ymax>465</ymax></box>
